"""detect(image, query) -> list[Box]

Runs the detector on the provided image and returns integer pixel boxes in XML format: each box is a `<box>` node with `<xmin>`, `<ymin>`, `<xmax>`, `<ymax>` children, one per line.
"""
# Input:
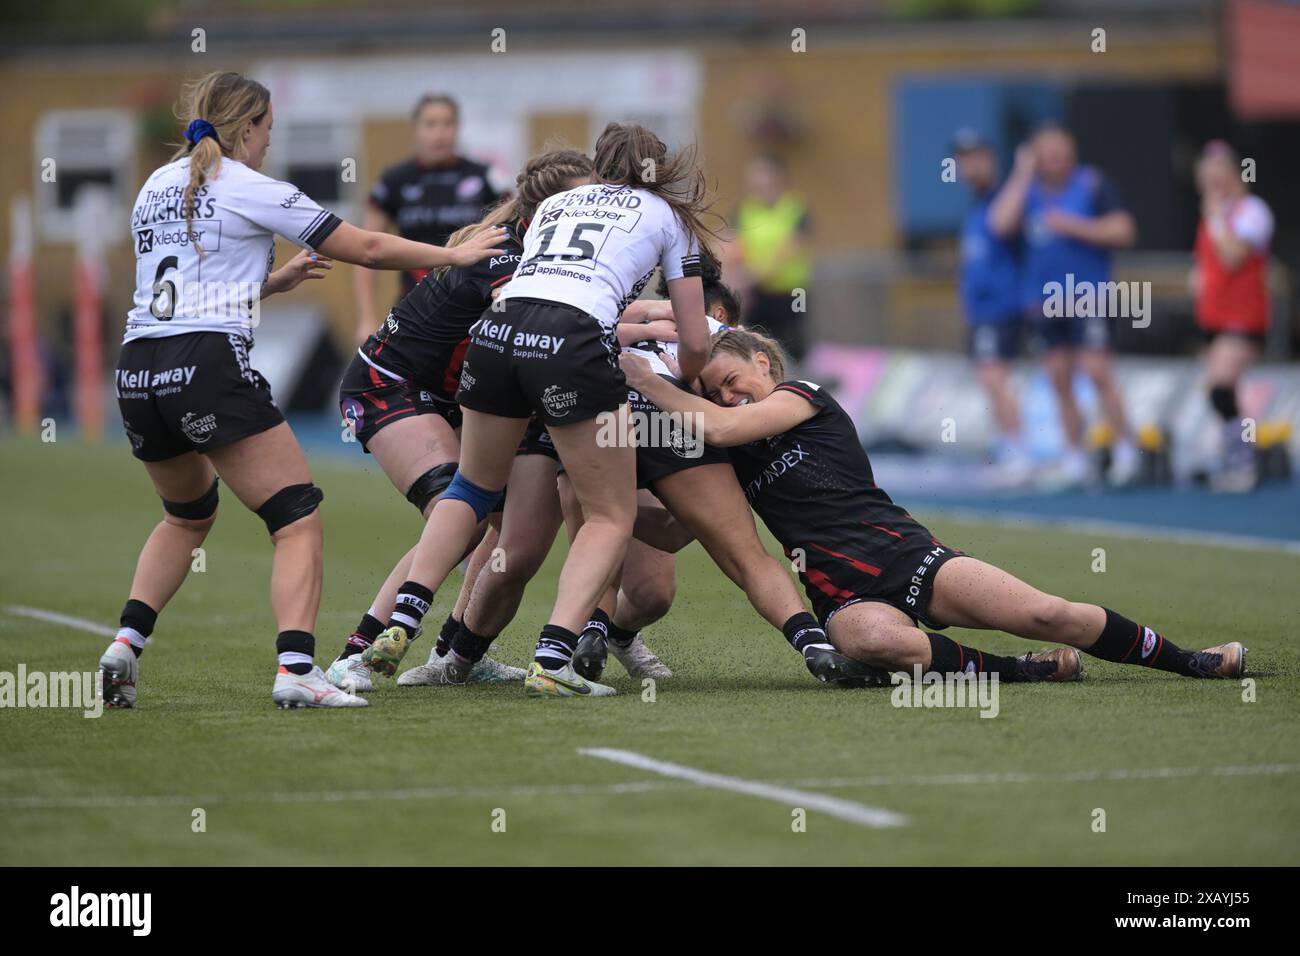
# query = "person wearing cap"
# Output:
<box><xmin>954</xmin><ymin>129</ymin><xmax>1029</xmax><ymax>476</ymax></box>
<box><xmin>989</xmin><ymin>123</ymin><xmax>1140</xmax><ymax>488</ymax></box>
<box><xmin>1191</xmin><ymin>140</ymin><xmax>1275</xmax><ymax>492</ymax></box>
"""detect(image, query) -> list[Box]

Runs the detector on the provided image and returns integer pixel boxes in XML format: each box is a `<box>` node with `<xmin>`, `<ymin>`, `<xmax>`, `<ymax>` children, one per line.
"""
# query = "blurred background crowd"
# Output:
<box><xmin>2</xmin><ymin>0</ymin><xmax>1297</xmax><ymax>496</ymax></box>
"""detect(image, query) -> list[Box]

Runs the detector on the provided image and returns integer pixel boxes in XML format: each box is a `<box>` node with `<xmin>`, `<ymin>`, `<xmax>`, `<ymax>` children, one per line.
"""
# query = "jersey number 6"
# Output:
<box><xmin>149</xmin><ymin>256</ymin><xmax>180</xmax><ymax>321</ymax></box>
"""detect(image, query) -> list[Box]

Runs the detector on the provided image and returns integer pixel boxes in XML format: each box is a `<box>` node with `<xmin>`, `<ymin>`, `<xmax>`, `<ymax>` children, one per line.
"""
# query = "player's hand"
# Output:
<box><xmin>619</xmin><ymin>352</ymin><xmax>656</xmax><ymax>391</ymax></box>
<box><xmin>268</xmin><ymin>250</ymin><xmax>332</xmax><ymax>296</ymax></box>
<box><xmin>447</xmin><ymin>226</ymin><xmax>509</xmax><ymax>267</ymax></box>
<box><xmin>1012</xmin><ymin>142</ymin><xmax>1036</xmax><ymax>177</ymax></box>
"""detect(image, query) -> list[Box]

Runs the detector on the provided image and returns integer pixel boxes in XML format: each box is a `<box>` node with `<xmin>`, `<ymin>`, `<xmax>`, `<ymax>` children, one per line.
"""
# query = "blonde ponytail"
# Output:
<box><xmin>170</xmin><ymin>71</ymin><xmax>271</xmax><ymax>256</ymax></box>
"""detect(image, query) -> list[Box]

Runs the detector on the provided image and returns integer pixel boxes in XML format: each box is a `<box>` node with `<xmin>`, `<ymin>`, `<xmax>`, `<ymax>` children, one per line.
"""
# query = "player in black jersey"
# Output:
<box><xmin>621</xmin><ymin>328</ymin><xmax>1247</xmax><ymax>684</ymax></box>
<box><xmin>353</xmin><ymin>94</ymin><xmax>504</xmax><ymax>341</ymax></box>
<box><xmin>565</xmin><ymin>269</ymin><xmax>871</xmax><ymax>687</ymax></box>
<box><xmin>328</xmin><ymin>149</ymin><xmax>595</xmax><ymax>691</ymax></box>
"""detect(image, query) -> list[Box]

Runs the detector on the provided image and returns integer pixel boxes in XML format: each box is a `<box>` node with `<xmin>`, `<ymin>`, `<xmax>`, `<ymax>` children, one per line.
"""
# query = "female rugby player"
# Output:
<box><xmin>567</xmin><ymin>270</ymin><xmax>871</xmax><ymax>687</ymax></box>
<box><xmin>353</xmin><ymin>93</ymin><xmax>504</xmax><ymax>342</ymax></box>
<box><xmin>621</xmin><ymin>328</ymin><xmax>1246</xmax><ymax>683</ymax></box>
<box><xmin>327</xmin><ymin>149</ymin><xmax>594</xmax><ymax>691</ymax></box>
<box><xmin>98</xmin><ymin>71</ymin><xmax>505</xmax><ymax>710</ymax></box>
<box><xmin>367</xmin><ymin>122</ymin><xmax>715</xmax><ymax>698</ymax></box>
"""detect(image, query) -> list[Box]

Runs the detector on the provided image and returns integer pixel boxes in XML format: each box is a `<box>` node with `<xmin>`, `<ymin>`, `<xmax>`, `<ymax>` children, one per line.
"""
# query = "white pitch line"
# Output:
<box><xmin>923</xmin><ymin>505</ymin><xmax>1300</xmax><ymax>556</ymax></box>
<box><xmin>578</xmin><ymin>747</ymin><xmax>908</xmax><ymax>829</ymax></box>
<box><xmin>784</xmin><ymin>762</ymin><xmax>1300</xmax><ymax>790</ymax></box>
<box><xmin>3</xmin><ymin>605</ymin><xmax>115</xmax><ymax>638</ymax></box>
<box><xmin>1</xmin><ymin>762</ymin><xmax>1294</xmax><ymax>813</ymax></box>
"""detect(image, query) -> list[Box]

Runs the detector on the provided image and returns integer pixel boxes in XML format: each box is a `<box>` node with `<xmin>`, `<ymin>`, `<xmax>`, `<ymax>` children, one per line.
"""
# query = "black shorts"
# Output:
<box><xmin>816</xmin><ymin>536</ymin><xmax>965</xmax><ymax>632</ymax></box>
<box><xmin>629</xmin><ymin>376</ymin><xmax>730</xmax><ymax>490</ymax></box>
<box><xmin>116</xmin><ymin>332</ymin><xmax>284</xmax><ymax>462</ymax></box>
<box><xmin>968</xmin><ymin>318</ymin><xmax>1023</xmax><ymax>362</ymax></box>
<box><xmin>517</xmin><ymin>416</ymin><xmax>559</xmax><ymax>460</ymax></box>
<box><xmin>456</xmin><ymin>298</ymin><xmax>626</xmax><ymax>427</ymax></box>
<box><xmin>338</xmin><ymin>354</ymin><xmax>461</xmax><ymax>453</ymax></box>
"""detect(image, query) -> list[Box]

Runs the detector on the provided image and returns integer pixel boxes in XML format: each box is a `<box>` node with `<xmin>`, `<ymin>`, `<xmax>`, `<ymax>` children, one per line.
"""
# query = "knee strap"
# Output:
<box><xmin>442</xmin><ymin>471</ymin><xmax>503</xmax><ymax>523</ymax></box>
<box><xmin>405</xmin><ymin>462</ymin><xmax>458</xmax><ymax>513</ymax></box>
<box><xmin>163</xmin><ymin>478</ymin><xmax>219</xmax><ymax>521</ymax></box>
<box><xmin>256</xmin><ymin>483</ymin><xmax>323</xmax><ymax>534</ymax></box>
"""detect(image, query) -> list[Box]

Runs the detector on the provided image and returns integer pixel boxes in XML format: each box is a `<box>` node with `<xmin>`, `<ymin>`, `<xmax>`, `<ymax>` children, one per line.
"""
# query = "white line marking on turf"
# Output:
<box><xmin>2</xmin><ymin>605</ymin><xmax>115</xmax><ymax>637</ymax></box>
<box><xmin>924</xmin><ymin>506</ymin><xmax>1300</xmax><ymax>556</ymax></box>
<box><xmin>1</xmin><ymin>763</ymin><xmax>1295</xmax><ymax>812</ymax></box>
<box><xmin>578</xmin><ymin>747</ymin><xmax>909</xmax><ymax>829</ymax></box>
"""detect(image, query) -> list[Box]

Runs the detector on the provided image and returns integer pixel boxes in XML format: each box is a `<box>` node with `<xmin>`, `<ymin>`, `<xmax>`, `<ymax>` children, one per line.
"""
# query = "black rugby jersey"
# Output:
<box><xmin>727</xmin><ymin>380</ymin><xmax>937</xmax><ymax>607</ymax></box>
<box><xmin>358</xmin><ymin>227</ymin><xmax>523</xmax><ymax>401</ymax></box>
<box><xmin>369</xmin><ymin>156</ymin><xmax>503</xmax><ymax>294</ymax></box>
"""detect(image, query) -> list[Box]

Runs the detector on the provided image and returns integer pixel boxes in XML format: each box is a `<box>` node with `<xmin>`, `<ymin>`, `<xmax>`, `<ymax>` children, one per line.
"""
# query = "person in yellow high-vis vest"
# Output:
<box><xmin>734</xmin><ymin>154</ymin><xmax>812</xmax><ymax>361</ymax></box>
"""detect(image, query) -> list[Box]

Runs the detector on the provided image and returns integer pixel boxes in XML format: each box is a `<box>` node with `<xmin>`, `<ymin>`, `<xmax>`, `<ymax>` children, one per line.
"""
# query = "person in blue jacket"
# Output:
<box><xmin>989</xmin><ymin>123</ymin><xmax>1140</xmax><ymax>487</ymax></box>
<box><xmin>954</xmin><ymin>129</ymin><xmax>1029</xmax><ymax>475</ymax></box>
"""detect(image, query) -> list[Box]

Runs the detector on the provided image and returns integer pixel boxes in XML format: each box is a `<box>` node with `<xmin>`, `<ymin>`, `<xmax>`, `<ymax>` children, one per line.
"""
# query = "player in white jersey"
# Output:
<box><xmin>97</xmin><ymin>71</ymin><xmax>505</xmax><ymax>710</ymax></box>
<box><xmin>366</xmin><ymin>123</ymin><xmax>713</xmax><ymax>698</ymax></box>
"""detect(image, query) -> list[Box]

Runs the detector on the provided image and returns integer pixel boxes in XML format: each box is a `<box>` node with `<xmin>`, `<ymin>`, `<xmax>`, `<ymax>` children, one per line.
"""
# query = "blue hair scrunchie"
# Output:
<box><xmin>185</xmin><ymin>119</ymin><xmax>218</xmax><ymax>150</ymax></box>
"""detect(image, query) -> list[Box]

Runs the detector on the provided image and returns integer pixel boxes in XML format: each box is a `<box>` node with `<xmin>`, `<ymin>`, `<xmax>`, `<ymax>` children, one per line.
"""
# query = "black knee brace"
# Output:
<box><xmin>405</xmin><ymin>462</ymin><xmax>458</xmax><ymax>513</ymax></box>
<box><xmin>162</xmin><ymin>479</ymin><xmax>219</xmax><ymax>521</ymax></box>
<box><xmin>1209</xmin><ymin>384</ymin><xmax>1239</xmax><ymax>422</ymax></box>
<box><xmin>256</xmin><ymin>483</ymin><xmax>323</xmax><ymax>534</ymax></box>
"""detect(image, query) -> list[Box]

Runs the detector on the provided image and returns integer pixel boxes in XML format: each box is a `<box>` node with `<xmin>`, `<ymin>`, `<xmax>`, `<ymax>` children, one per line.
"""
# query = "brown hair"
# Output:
<box><xmin>171</xmin><ymin>71</ymin><xmax>271</xmax><ymax>256</ymax></box>
<box><xmin>708</xmin><ymin>327</ymin><xmax>787</xmax><ymax>383</ymax></box>
<box><xmin>436</xmin><ymin>147</ymin><xmax>594</xmax><ymax>275</ymax></box>
<box><xmin>592</xmin><ymin>122</ymin><xmax>720</xmax><ymax>274</ymax></box>
<box><xmin>412</xmin><ymin>94</ymin><xmax>459</xmax><ymax>123</ymax></box>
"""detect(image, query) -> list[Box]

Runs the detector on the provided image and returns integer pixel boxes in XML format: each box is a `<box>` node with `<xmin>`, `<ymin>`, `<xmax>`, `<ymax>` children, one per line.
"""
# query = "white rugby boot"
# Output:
<box><xmin>98</xmin><ymin>638</ymin><xmax>139</xmax><ymax>708</ymax></box>
<box><xmin>524</xmin><ymin>661</ymin><xmax>617</xmax><ymax>698</ymax></box>
<box><xmin>609</xmin><ymin>633</ymin><xmax>673</xmax><ymax>679</ymax></box>
<box><xmin>325</xmin><ymin>654</ymin><xmax>374</xmax><ymax>693</ymax></box>
<box><xmin>273</xmin><ymin>666</ymin><xmax>368</xmax><ymax>708</ymax></box>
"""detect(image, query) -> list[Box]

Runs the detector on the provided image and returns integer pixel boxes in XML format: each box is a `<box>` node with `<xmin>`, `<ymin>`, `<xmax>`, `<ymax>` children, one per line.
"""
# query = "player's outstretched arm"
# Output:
<box><xmin>318</xmin><ymin>221</ymin><xmax>507</xmax><ymax>272</ymax></box>
<box><xmin>620</xmin><ymin>353</ymin><xmax>816</xmax><ymax>447</ymax></box>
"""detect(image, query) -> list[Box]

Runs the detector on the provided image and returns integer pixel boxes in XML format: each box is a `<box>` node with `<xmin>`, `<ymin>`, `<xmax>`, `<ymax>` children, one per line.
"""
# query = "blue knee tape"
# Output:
<box><xmin>442</xmin><ymin>471</ymin><xmax>503</xmax><ymax>523</ymax></box>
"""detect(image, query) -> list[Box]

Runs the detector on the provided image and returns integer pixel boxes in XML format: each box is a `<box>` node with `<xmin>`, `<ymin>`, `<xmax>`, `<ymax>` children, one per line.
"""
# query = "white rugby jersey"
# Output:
<box><xmin>627</xmin><ymin>316</ymin><xmax>727</xmax><ymax>377</ymax></box>
<box><xmin>500</xmin><ymin>183</ymin><xmax>700</xmax><ymax>330</ymax></box>
<box><xmin>123</xmin><ymin>157</ymin><xmax>342</xmax><ymax>342</ymax></box>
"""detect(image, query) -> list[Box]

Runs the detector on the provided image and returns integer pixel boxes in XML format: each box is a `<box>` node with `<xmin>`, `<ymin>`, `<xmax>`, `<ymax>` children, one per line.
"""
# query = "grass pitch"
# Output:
<box><xmin>1</xmin><ymin>435</ymin><xmax>1297</xmax><ymax>865</ymax></box>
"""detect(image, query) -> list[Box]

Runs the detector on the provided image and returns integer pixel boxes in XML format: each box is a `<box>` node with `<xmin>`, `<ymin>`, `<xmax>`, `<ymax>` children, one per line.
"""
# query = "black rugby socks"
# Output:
<box><xmin>341</xmin><ymin>611</ymin><xmax>384</xmax><ymax>658</ymax></box>
<box><xmin>436</xmin><ymin>613</ymin><xmax>460</xmax><ymax>658</ymax></box>
<box><xmin>388</xmin><ymin>581</ymin><xmax>433</xmax><ymax>640</ymax></box>
<box><xmin>781</xmin><ymin>612</ymin><xmax>829</xmax><ymax>653</ymax></box>
<box><xmin>116</xmin><ymin>599</ymin><xmax>157</xmax><ymax>658</ymax></box>
<box><xmin>925</xmin><ymin>633</ymin><xmax>1022</xmax><ymax>681</ymax></box>
<box><xmin>535</xmin><ymin>624</ymin><xmax>581</xmax><ymax>671</ymax></box>
<box><xmin>1083</xmin><ymin>608</ymin><xmax>1198</xmax><ymax>676</ymax></box>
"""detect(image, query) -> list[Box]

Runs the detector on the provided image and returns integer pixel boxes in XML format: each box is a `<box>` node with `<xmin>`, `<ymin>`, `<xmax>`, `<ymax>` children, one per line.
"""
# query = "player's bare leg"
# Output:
<box><xmin>376</xmin><ymin>410</ymin><xmax>528</xmax><ymax>679</ymax></box>
<box><xmin>331</xmin><ymin>413</ymin><xmax>459</xmax><ymax>684</ymax></box>
<box><xmin>927</xmin><ymin>557</ymin><xmax>1242</xmax><ymax>678</ymax></box>
<box><xmin>100</xmin><ymin>452</ymin><xmax>219</xmax><ymax>708</ymax></box>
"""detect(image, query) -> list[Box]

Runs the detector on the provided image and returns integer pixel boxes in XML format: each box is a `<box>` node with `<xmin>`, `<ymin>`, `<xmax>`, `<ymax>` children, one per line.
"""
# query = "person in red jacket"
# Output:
<box><xmin>1190</xmin><ymin>140</ymin><xmax>1274</xmax><ymax>492</ymax></box>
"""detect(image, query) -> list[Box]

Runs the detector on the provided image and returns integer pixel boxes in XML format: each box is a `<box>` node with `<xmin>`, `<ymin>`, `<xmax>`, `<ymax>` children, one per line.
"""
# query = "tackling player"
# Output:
<box><xmin>367</xmin><ymin>122</ymin><xmax>714</xmax><ymax>698</ymax></box>
<box><xmin>98</xmin><ymin>71</ymin><xmax>505</xmax><ymax>710</ymax></box>
<box><xmin>328</xmin><ymin>148</ymin><xmax>595</xmax><ymax>692</ymax></box>
<box><xmin>621</xmin><ymin>328</ymin><xmax>1246</xmax><ymax>683</ymax></box>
